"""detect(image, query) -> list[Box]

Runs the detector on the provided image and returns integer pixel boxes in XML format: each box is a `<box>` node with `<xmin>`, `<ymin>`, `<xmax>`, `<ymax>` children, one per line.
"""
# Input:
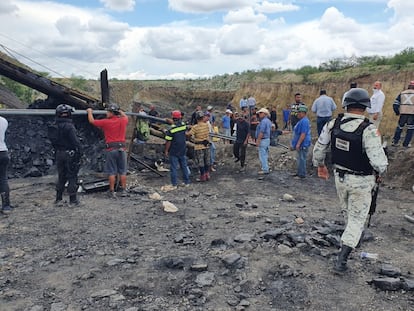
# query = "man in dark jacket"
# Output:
<box><xmin>53</xmin><ymin>104</ymin><xmax>82</xmax><ymax>206</ymax></box>
<box><xmin>164</xmin><ymin>110</ymin><xmax>190</xmax><ymax>187</ymax></box>
<box><xmin>233</xmin><ymin>113</ymin><xmax>250</xmax><ymax>172</ymax></box>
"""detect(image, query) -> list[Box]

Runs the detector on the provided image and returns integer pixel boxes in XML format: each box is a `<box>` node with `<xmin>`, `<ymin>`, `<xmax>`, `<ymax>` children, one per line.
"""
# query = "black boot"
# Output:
<box><xmin>1</xmin><ymin>192</ymin><xmax>11</xmax><ymax>214</ymax></box>
<box><xmin>333</xmin><ymin>245</ymin><xmax>353</xmax><ymax>273</ymax></box>
<box><xmin>55</xmin><ymin>191</ymin><xmax>63</xmax><ymax>204</ymax></box>
<box><xmin>69</xmin><ymin>194</ymin><xmax>80</xmax><ymax>206</ymax></box>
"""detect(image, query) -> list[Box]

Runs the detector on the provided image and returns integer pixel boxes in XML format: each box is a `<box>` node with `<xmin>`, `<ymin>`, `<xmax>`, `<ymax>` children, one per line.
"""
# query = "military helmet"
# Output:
<box><xmin>55</xmin><ymin>104</ymin><xmax>74</xmax><ymax>117</ymax></box>
<box><xmin>106</xmin><ymin>103</ymin><xmax>120</xmax><ymax>113</ymax></box>
<box><xmin>172</xmin><ymin>110</ymin><xmax>182</xmax><ymax>119</ymax></box>
<box><xmin>343</xmin><ymin>88</ymin><xmax>371</xmax><ymax>108</ymax></box>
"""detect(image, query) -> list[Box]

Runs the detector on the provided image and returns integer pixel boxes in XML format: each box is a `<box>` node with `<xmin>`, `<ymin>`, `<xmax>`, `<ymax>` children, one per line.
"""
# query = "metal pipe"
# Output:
<box><xmin>0</xmin><ymin>109</ymin><xmax>170</xmax><ymax>124</ymax></box>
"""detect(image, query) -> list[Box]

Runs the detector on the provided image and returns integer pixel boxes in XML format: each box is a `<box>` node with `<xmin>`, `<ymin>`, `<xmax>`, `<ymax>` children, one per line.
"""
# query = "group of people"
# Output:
<box><xmin>2</xmin><ymin>80</ymin><xmax>413</xmax><ymax>280</ymax></box>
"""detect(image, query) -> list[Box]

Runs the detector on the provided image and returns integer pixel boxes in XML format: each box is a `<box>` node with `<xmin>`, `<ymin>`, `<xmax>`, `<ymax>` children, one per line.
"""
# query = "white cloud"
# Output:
<box><xmin>255</xmin><ymin>1</ymin><xmax>300</xmax><ymax>14</ymax></box>
<box><xmin>217</xmin><ymin>24</ymin><xmax>265</xmax><ymax>55</ymax></box>
<box><xmin>319</xmin><ymin>7</ymin><xmax>359</xmax><ymax>33</ymax></box>
<box><xmin>223</xmin><ymin>7</ymin><xmax>267</xmax><ymax>24</ymax></box>
<box><xmin>168</xmin><ymin>0</ymin><xmax>251</xmax><ymax>13</ymax></box>
<box><xmin>100</xmin><ymin>0</ymin><xmax>136</xmax><ymax>12</ymax></box>
<box><xmin>0</xmin><ymin>0</ymin><xmax>18</xmax><ymax>15</ymax></box>
<box><xmin>1</xmin><ymin>0</ymin><xmax>413</xmax><ymax>80</ymax></box>
<box><xmin>141</xmin><ymin>27</ymin><xmax>214</xmax><ymax>60</ymax></box>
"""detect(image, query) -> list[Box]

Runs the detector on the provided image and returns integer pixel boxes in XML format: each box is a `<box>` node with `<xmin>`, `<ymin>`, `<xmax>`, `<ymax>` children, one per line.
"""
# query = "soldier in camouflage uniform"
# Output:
<box><xmin>312</xmin><ymin>88</ymin><xmax>388</xmax><ymax>273</ymax></box>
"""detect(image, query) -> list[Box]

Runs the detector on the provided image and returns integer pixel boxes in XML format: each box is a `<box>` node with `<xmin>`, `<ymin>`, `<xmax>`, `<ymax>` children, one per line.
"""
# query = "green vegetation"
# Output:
<box><xmin>70</xmin><ymin>74</ymin><xmax>88</xmax><ymax>91</ymax></box>
<box><xmin>0</xmin><ymin>77</ymin><xmax>33</xmax><ymax>104</ymax></box>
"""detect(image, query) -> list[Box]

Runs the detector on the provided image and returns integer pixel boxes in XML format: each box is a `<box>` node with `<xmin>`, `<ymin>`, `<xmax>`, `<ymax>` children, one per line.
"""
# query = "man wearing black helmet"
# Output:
<box><xmin>312</xmin><ymin>88</ymin><xmax>388</xmax><ymax>274</ymax></box>
<box><xmin>53</xmin><ymin>104</ymin><xmax>83</xmax><ymax>206</ymax></box>
<box><xmin>87</xmin><ymin>103</ymin><xmax>129</xmax><ymax>198</ymax></box>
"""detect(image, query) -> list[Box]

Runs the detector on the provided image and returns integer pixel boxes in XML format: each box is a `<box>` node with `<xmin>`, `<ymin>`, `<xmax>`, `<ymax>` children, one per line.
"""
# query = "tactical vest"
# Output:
<box><xmin>400</xmin><ymin>89</ymin><xmax>414</xmax><ymax>114</ymax></box>
<box><xmin>331</xmin><ymin>114</ymin><xmax>373</xmax><ymax>174</ymax></box>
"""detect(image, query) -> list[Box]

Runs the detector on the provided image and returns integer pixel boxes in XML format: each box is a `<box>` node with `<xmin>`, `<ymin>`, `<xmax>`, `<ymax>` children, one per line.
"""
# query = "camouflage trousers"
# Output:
<box><xmin>194</xmin><ymin>148</ymin><xmax>211</xmax><ymax>169</ymax></box>
<box><xmin>334</xmin><ymin>172</ymin><xmax>376</xmax><ymax>248</ymax></box>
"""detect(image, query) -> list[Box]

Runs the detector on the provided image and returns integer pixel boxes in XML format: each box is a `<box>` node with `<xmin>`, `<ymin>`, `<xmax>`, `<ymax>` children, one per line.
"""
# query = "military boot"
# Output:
<box><xmin>1</xmin><ymin>192</ymin><xmax>11</xmax><ymax>214</ymax></box>
<box><xmin>69</xmin><ymin>194</ymin><xmax>80</xmax><ymax>206</ymax></box>
<box><xmin>333</xmin><ymin>245</ymin><xmax>353</xmax><ymax>273</ymax></box>
<box><xmin>55</xmin><ymin>191</ymin><xmax>63</xmax><ymax>203</ymax></box>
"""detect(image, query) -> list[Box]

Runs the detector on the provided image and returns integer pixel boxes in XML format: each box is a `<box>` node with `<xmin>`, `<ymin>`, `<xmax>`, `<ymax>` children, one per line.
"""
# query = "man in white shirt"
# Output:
<box><xmin>0</xmin><ymin>116</ymin><xmax>12</xmax><ymax>214</ymax></box>
<box><xmin>367</xmin><ymin>81</ymin><xmax>385</xmax><ymax>128</ymax></box>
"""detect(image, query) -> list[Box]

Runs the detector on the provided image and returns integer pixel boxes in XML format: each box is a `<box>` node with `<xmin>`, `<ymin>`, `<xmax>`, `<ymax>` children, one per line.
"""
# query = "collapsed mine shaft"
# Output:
<box><xmin>0</xmin><ymin>55</ymin><xmax>170</xmax><ymax>186</ymax></box>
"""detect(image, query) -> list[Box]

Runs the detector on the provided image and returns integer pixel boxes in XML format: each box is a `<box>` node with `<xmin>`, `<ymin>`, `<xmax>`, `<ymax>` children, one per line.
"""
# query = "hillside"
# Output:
<box><xmin>101</xmin><ymin>66</ymin><xmax>414</xmax><ymax>140</ymax></box>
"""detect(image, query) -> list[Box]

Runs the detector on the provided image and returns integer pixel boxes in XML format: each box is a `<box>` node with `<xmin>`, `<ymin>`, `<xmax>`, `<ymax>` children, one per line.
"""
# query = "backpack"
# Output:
<box><xmin>136</xmin><ymin>118</ymin><xmax>150</xmax><ymax>141</ymax></box>
<box><xmin>47</xmin><ymin>122</ymin><xmax>60</xmax><ymax>148</ymax></box>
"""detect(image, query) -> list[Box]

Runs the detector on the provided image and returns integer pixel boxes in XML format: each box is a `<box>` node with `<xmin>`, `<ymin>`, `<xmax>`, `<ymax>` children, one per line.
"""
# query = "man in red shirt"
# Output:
<box><xmin>87</xmin><ymin>103</ymin><xmax>129</xmax><ymax>198</ymax></box>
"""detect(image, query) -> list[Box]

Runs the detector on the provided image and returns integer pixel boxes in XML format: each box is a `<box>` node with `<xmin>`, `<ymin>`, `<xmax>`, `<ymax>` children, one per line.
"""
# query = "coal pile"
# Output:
<box><xmin>5</xmin><ymin>114</ymin><xmax>105</xmax><ymax>178</ymax></box>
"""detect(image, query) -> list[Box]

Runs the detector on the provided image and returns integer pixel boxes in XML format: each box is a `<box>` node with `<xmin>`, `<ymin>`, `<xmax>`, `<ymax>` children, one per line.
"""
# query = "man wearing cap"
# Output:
<box><xmin>291</xmin><ymin>105</ymin><xmax>311</xmax><ymax>178</ymax></box>
<box><xmin>256</xmin><ymin>108</ymin><xmax>272</xmax><ymax>175</ymax></box>
<box><xmin>87</xmin><ymin>104</ymin><xmax>129</xmax><ymax>198</ymax></box>
<box><xmin>233</xmin><ymin>113</ymin><xmax>250</xmax><ymax>172</ymax></box>
<box><xmin>391</xmin><ymin>81</ymin><xmax>414</xmax><ymax>148</ymax></box>
<box><xmin>165</xmin><ymin>110</ymin><xmax>190</xmax><ymax>188</ymax></box>
<box><xmin>290</xmin><ymin>93</ymin><xmax>305</xmax><ymax>129</ymax></box>
<box><xmin>187</xmin><ymin>111</ymin><xmax>211</xmax><ymax>182</ymax></box>
<box><xmin>311</xmin><ymin>89</ymin><xmax>337</xmax><ymax>136</ymax></box>
<box><xmin>367</xmin><ymin>81</ymin><xmax>385</xmax><ymax>129</ymax></box>
<box><xmin>221</xmin><ymin>109</ymin><xmax>232</xmax><ymax>144</ymax></box>
<box><xmin>206</xmin><ymin>105</ymin><xmax>216</xmax><ymax>126</ymax></box>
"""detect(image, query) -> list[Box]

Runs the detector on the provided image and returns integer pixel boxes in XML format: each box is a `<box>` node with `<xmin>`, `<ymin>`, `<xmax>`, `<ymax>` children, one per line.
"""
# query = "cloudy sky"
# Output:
<box><xmin>0</xmin><ymin>0</ymin><xmax>412</xmax><ymax>80</ymax></box>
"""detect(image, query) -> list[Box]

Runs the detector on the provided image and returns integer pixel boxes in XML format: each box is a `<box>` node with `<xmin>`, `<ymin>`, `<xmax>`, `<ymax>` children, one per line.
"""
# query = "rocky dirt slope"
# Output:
<box><xmin>0</xmin><ymin>139</ymin><xmax>413</xmax><ymax>311</ymax></box>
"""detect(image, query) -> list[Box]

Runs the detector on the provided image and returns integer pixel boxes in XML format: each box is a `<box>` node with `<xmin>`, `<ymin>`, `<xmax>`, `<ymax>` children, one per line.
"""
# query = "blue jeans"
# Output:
<box><xmin>258</xmin><ymin>138</ymin><xmax>270</xmax><ymax>172</ymax></box>
<box><xmin>170</xmin><ymin>155</ymin><xmax>190</xmax><ymax>186</ymax></box>
<box><xmin>317</xmin><ymin>116</ymin><xmax>331</xmax><ymax>136</ymax></box>
<box><xmin>297</xmin><ymin>147</ymin><xmax>309</xmax><ymax>177</ymax></box>
<box><xmin>210</xmin><ymin>142</ymin><xmax>216</xmax><ymax>165</ymax></box>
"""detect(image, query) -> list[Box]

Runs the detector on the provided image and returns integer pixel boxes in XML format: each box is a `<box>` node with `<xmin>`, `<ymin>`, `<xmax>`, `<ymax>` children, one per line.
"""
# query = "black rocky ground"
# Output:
<box><xmin>0</xmin><ymin>139</ymin><xmax>413</xmax><ymax>311</ymax></box>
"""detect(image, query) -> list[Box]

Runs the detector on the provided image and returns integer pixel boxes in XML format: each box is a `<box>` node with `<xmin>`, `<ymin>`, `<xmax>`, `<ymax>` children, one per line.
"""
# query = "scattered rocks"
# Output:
<box><xmin>282</xmin><ymin>193</ymin><xmax>295</xmax><ymax>202</ymax></box>
<box><xmin>195</xmin><ymin>272</ymin><xmax>215</xmax><ymax>287</ymax></box>
<box><xmin>370</xmin><ymin>277</ymin><xmax>402</xmax><ymax>291</ymax></box>
<box><xmin>380</xmin><ymin>264</ymin><xmax>401</xmax><ymax>277</ymax></box>
<box><xmin>162</xmin><ymin>200</ymin><xmax>178</xmax><ymax>212</ymax></box>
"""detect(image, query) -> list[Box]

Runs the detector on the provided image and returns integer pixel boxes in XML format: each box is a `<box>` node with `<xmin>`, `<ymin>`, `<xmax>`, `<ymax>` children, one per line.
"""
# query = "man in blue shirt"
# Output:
<box><xmin>239</xmin><ymin>96</ymin><xmax>248</xmax><ymax>112</ymax></box>
<box><xmin>311</xmin><ymin>89</ymin><xmax>337</xmax><ymax>136</ymax></box>
<box><xmin>256</xmin><ymin>108</ymin><xmax>272</xmax><ymax>174</ymax></box>
<box><xmin>291</xmin><ymin>105</ymin><xmax>311</xmax><ymax>178</ymax></box>
<box><xmin>221</xmin><ymin>109</ymin><xmax>232</xmax><ymax>143</ymax></box>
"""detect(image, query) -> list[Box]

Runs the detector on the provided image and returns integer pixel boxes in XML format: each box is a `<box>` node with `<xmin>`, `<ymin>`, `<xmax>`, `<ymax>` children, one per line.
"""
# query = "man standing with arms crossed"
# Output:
<box><xmin>312</xmin><ymin>88</ymin><xmax>388</xmax><ymax>274</ymax></box>
<box><xmin>87</xmin><ymin>103</ymin><xmax>129</xmax><ymax>198</ymax></box>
